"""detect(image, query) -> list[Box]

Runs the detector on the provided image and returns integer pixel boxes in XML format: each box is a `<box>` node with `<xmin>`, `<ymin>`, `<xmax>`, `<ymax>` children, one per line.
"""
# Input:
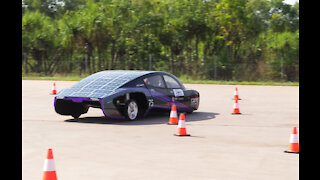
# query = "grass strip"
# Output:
<box><xmin>22</xmin><ymin>75</ymin><xmax>299</xmax><ymax>86</ymax></box>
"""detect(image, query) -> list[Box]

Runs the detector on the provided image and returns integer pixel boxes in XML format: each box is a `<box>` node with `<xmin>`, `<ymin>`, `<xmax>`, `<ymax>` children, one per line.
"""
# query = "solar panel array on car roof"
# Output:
<box><xmin>57</xmin><ymin>70</ymin><xmax>152</xmax><ymax>98</ymax></box>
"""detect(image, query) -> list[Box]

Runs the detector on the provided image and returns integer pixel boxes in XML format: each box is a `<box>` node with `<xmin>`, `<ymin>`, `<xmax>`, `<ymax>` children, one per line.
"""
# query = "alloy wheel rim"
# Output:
<box><xmin>128</xmin><ymin>101</ymin><xmax>138</xmax><ymax>120</ymax></box>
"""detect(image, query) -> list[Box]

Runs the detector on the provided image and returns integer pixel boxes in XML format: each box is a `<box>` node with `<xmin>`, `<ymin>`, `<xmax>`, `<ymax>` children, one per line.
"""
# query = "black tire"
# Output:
<box><xmin>71</xmin><ymin>113</ymin><xmax>81</xmax><ymax>119</ymax></box>
<box><xmin>186</xmin><ymin>110</ymin><xmax>194</xmax><ymax>114</ymax></box>
<box><xmin>70</xmin><ymin>104</ymin><xmax>88</xmax><ymax>119</ymax></box>
<box><xmin>124</xmin><ymin>99</ymin><xmax>140</xmax><ymax>120</ymax></box>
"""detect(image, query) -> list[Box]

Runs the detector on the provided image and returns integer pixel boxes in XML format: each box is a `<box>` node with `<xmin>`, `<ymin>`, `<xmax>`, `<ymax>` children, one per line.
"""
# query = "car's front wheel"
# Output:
<box><xmin>124</xmin><ymin>99</ymin><xmax>139</xmax><ymax>120</ymax></box>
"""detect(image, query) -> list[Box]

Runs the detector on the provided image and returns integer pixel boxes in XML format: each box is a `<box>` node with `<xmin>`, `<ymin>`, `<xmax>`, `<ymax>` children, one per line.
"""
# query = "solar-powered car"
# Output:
<box><xmin>54</xmin><ymin>70</ymin><xmax>200</xmax><ymax>120</ymax></box>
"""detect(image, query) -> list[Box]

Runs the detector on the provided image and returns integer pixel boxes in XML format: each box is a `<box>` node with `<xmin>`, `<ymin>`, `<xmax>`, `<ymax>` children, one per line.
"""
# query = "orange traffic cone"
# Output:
<box><xmin>174</xmin><ymin>113</ymin><xmax>190</xmax><ymax>136</ymax></box>
<box><xmin>284</xmin><ymin>127</ymin><xmax>299</xmax><ymax>154</ymax></box>
<box><xmin>51</xmin><ymin>82</ymin><xmax>57</xmax><ymax>95</ymax></box>
<box><xmin>232</xmin><ymin>87</ymin><xmax>241</xmax><ymax>100</ymax></box>
<box><xmin>168</xmin><ymin>104</ymin><xmax>178</xmax><ymax>125</ymax></box>
<box><xmin>42</xmin><ymin>148</ymin><xmax>57</xmax><ymax>180</ymax></box>
<box><xmin>232</xmin><ymin>99</ymin><xmax>241</xmax><ymax>115</ymax></box>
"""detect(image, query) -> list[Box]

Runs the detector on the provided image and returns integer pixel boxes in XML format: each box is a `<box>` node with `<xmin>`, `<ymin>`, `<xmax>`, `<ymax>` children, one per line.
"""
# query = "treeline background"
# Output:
<box><xmin>22</xmin><ymin>0</ymin><xmax>299</xmax><ymax>82</ymax></box>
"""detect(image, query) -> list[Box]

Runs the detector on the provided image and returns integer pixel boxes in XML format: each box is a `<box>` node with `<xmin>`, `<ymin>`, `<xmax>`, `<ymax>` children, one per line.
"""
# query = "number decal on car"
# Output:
<box><xmin>148</xmin><ymin>99</ymin><xmax>154</xmax><ymax>107</ymax></box>
<box><xmin>173</xmin><ymin>89</ymin><xmax>184</xmax><ymax>97</ymax></box>
<box><xmin>191</xmin><ymin>97</ymin><xmax>199</xmax><ymax>106</ymax></box>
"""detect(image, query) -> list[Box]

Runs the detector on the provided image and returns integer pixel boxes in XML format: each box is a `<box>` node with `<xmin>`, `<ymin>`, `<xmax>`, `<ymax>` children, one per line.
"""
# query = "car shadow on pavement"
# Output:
<box><xmin>64</xmin><ymin>110</ymin><xmax>219</xmax><ymax>126</ymax></box>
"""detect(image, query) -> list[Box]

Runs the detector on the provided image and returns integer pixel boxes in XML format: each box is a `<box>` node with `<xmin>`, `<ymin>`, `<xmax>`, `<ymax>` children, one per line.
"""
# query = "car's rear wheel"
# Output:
<box><xmin>71</xmin><ymin>113</ymin><xmax>81</xmax><ymax>119</ymax></box>
<box><xmin>124</xmin><ymin>99</ymin><xmax>139</xmax><ymax>120</ymax></box>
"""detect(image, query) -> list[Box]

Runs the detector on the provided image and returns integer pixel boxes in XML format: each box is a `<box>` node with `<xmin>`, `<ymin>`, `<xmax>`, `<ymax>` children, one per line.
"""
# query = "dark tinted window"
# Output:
<box><xmin>163</xmin><ymin>75</ymin><xmax>181</xmax><ymax>88</ymax></box>
<box><xmin>144</xmin><ymin>75</ymin><xmax>165</xmax><ymax>88</ymax></box>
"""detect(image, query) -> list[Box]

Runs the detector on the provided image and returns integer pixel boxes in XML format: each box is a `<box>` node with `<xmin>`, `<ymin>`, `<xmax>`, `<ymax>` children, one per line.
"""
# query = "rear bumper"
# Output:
<box><xmin>54</xmin><ymin>96</ymin><xmax>125</xmax><ymax>119</ymax></box>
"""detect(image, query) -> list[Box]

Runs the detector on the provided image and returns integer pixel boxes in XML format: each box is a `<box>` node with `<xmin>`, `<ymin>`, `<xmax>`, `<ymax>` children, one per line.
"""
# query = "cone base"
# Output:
<box><xmin>167</xmin><ymin>123</ymin><xmax>178</xmax><ymax>125</ymax></box>
<box><xmin>231</xmin><ymin>113</ymin><xmax>242</xmax><ymax>115</ymax></box>
<box><xmin>174</xmin><ymin>134</ymin><xmax>190</xmax><ymax>136</ymax></box>
<box><xmin>232</xmin><ymin>98</ymin><xmax>242</xmax><ymax>100</ymax></box>
<box><xmin>43</xmin><ymin>171</ymin><xmax>57</xmax><ymax>180</ymax></box>
<box><xmin>284</xmin><ymin>150</ymin><xmax>299</xmax><ymax>154</ymax></box>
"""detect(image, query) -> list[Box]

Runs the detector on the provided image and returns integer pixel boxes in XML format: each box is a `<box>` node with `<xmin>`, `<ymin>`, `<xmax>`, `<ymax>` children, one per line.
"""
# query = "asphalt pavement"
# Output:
<box><xmin>22</xmin><ymin>80</ymin><xmax>299</xmax><ymax>180</ymax></box>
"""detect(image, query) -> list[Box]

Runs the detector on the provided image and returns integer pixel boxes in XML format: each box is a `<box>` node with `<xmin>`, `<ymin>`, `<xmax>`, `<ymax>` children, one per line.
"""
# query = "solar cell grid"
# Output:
<box><xmin>57</xmin><ymin>70</ymin><xmax>153</xmax><ymax>98</ymax></box>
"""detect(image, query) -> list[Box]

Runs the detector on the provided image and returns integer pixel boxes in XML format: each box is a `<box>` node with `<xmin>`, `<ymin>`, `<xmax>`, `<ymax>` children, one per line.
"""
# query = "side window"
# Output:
<box><xmin>163</xmin><ymin>75</ymin><xmax>181</xmax><ymax>89</ymax></box>
<box><xmin>144</xmin><ymin>75</ymin><xmax>165</xmax><ymax>88</ymax></box>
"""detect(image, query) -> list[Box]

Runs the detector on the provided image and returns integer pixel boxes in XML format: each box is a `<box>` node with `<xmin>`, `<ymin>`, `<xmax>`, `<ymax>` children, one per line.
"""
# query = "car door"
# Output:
<box><xmin>162</xmin><ymin>74</ymin><xmax>185</xmax><ymax>104</ymax></box>
<box><xmin>143</xmin><ymin>75</ymin><xmax>171</xmax><ymax>109</ymax></box>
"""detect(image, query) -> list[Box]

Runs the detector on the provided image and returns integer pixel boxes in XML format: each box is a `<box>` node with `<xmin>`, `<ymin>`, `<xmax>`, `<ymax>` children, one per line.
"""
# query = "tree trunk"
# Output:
<box><xmin>194</xmin><ymin>35</ymin><xmax>199</xmax><ymax>77</ymax></box>
<box><xmin>111</xmin><ymin>40</ymin><xmax>116</xmax><ymax>70</ymax></box>
<box><xmin>170</xmin><ymin>47</ymin><xmax>174</xmax><ymax>74</ymax></box>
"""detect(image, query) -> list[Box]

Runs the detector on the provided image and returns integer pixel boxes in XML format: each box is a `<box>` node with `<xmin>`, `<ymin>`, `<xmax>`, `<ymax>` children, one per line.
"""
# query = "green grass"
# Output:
<box><xmin>22</xmin><ymin>74</ymin><xmax>299</xmax><ymax>86</ymax></box>
<box><xmin>180</xmin><ymin>79</ymin><xmax>298</xmax><ymax>86</ymax></box>
<box><xmin>178</xmin><ymin>76</ymin><xmax>299</xmax><ymax>86</ymax></box>
<box><xmin>22</xmin><ymin>74</ymin><xmax>87</xmax><ymax>81</ymax></box>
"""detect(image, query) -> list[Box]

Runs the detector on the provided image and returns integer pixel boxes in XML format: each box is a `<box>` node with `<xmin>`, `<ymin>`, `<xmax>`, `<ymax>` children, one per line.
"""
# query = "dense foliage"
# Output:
<box><xmin>22</xmin><ymin>0</ymin><xmax>299</xmax><ymax>81</ymax></box>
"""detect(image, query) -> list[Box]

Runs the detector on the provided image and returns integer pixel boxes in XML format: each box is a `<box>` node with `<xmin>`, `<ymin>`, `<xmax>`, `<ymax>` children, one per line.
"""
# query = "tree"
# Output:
<box><xmin>22</xmin><ymin>0</ymin><xmax>299</xmax><ymax>82</ymax></box>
